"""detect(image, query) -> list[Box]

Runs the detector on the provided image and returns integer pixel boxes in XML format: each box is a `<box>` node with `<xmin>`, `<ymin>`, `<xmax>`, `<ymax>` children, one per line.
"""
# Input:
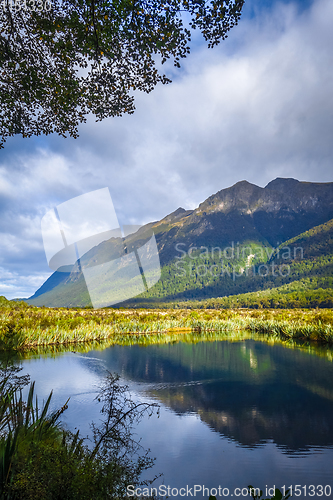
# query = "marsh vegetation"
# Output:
<box><xmin>0</xmin><ymin>296</ymin><xmax>332</xmax><ymax>351</ymax></box>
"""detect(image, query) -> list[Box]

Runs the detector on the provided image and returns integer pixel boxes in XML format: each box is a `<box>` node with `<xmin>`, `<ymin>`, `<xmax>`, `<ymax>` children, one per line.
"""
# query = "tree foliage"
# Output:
<box><xmin>0</xmin><ymin>0</ymin><xmax>244</xmax><ymax>147</ymax></box>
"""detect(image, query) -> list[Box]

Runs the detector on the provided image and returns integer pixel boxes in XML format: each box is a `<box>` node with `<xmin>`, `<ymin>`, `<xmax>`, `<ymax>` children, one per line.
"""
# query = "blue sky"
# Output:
<box><xmin>1</xmin><ymin>0</ymin><xmax>332</xmax><ymax>299</ymax></box>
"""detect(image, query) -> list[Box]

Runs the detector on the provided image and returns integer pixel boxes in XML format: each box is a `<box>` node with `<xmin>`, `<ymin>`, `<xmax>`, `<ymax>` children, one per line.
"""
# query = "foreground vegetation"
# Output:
<box><xmin>1</xmin><ymin>297</ymin><xmax>333</xmax><ymax>350</ymax></box>
<box><xmin>0</xmin><ymin>363</ymin><xmax>159</xmax><ymax>499</ymax></box>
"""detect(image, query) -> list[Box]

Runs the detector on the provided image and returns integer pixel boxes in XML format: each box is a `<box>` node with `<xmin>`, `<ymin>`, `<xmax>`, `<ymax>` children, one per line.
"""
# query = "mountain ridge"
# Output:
<box><xmin>29</xmin><ymin>177</ymin><xmax>333</xmax><ymax>307</ymax></box>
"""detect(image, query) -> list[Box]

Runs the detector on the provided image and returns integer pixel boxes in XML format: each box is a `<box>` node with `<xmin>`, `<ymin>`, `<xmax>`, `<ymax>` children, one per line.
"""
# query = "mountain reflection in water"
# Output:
<box><xmin>94</xmin><ymin>339</ymin><xmax>333</xmax><ymax>453</ymax></box>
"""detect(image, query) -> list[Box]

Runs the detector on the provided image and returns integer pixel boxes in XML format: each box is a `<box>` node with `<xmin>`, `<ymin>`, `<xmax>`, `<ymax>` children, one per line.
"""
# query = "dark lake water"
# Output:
<box><xmin>11</xmin><ymin>336</ymin><xmax>333</xmax><ymax>499</ymax></box>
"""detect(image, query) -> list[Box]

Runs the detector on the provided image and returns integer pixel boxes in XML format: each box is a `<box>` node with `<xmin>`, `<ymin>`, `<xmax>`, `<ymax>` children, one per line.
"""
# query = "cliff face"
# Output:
<box><xmin>152</xmin><ymin>178</ymin><xmax>333</xmax><ymax>261</ymax></box>
<box><xmin>198</xmin><ymin>178</ymin><xmax>333</xmax><ymax>215</ymax></box>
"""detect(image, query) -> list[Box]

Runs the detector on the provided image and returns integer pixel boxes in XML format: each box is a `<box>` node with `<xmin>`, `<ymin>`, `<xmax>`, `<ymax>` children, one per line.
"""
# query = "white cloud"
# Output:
<box><xmin>0</xmin><ymin>267</ymin><xmax>51</xmax><ymax>298</ymax></box>
<box><xmin>68</xmin><ymin>0</ymin><xmax>333</xmax><ymax>211</ymax></box>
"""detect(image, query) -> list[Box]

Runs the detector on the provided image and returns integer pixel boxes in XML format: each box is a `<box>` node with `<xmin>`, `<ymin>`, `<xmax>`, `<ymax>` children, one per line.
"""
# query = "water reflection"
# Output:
<box><xmin>92</xmin><ymin>338</ymin><xmax>333</xmax><ymax>452</ymax></box>
<box><xmin>6</xmin><ymin>333</ymin><xmax>333</xmax><ymax>497</ymax></box>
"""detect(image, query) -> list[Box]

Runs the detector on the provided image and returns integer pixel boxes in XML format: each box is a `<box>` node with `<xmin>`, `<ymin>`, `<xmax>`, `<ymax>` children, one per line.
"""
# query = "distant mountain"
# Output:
<box><xmin>154</xmin><ymin>177</ymin><xmax>333</xmax><ymax>254</ymax></box>
<box><xmin>29</xmin><ymin>178</ymin><xmax>333</xmax><ymax>307</ymax></box>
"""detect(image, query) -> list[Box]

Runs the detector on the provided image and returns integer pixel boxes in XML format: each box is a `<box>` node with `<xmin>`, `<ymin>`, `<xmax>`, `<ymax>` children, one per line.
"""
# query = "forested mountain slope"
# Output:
<box><xmin>28</xmin><ymin>178</ymin><xmax>333</xmax><ymax>308</ymax></box>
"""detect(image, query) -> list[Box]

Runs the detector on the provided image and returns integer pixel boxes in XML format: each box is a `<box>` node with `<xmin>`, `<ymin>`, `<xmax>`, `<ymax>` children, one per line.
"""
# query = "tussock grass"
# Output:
<box><xmin>247</xmin><ymin>319</ymin><xmax>333</xmax><ymax>342</ymax></box>
<box><xmin>0</xmin><ymin>298</ymin><xmax>332</xmax><ymax>350</ymax></box>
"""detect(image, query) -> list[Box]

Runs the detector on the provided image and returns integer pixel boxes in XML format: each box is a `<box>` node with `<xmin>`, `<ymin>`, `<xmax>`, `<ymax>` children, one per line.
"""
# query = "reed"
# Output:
<box><xmin>0</xmin><ymin>303</ymin><xmax>332</xmax><ymax>350</ymax></box>
<box><xmin>247</xmin><ymin>318</ymin><xmax>333</xmax><ymax>342</ymax></box>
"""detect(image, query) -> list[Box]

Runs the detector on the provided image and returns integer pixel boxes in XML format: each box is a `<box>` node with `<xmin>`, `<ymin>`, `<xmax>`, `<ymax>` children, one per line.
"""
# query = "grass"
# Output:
<box><xmin>0</xmin><ymin>297</ymin><xmax>332</xmax><ymax>351</ymax></box>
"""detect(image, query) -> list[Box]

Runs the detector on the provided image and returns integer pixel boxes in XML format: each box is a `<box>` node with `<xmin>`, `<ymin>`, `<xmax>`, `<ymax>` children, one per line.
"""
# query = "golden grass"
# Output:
<box><xmin>0</xmin><ymin>304</ymin><xmax>332</xmax><ymax>350</ymax></box>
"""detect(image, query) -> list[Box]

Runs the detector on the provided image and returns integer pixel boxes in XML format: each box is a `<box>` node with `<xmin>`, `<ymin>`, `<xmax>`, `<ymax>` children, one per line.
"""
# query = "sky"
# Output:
<box><xmin>1</xmin><ymin>0</ymin><xmax>332</xmax><ymax>299</ymax></box>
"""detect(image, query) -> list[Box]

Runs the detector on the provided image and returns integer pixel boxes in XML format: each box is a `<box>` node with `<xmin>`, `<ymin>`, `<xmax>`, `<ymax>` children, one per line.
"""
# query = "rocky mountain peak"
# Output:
<box><xmin>159</xmin><ymin>207</ymin><xmax>193</xmax><ymax>224</ymax></box>
<box><xmin>265</xmin><ymin>178</ymin><xmax>300</xmax><ymax>192</ymax></box>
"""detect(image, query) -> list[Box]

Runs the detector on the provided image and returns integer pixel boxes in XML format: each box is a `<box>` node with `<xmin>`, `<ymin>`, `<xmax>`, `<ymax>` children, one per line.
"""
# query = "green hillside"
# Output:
<box><xmin>125</xmin><ymin>218</ymin><xmax>333</xmax><ymax>303</ymax></box>
<box><xmin>28</xmin><ymin>218</ymin><xmax>333</xmax><ymax>309</ymax></box>
<box><xmin>29</xmin><ymin>272</ymin><xmax>91</xmax><ymax>307</ymax></box>
<box><xmin>161</xmin><ymin>278</ymin><xmax>333</xmax><ymax>309</ymax></box>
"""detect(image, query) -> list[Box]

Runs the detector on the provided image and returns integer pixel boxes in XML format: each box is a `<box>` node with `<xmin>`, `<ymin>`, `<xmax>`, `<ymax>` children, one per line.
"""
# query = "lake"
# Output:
<box><xmin>11</xmin><ymin>335</ymin><xmax>333</xmax><ymax>499</ymax></box>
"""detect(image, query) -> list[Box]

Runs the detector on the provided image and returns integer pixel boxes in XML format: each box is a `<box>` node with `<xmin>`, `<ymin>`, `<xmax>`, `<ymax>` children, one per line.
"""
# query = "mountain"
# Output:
<box><xmin>166</xmin><ymin>217</ymin><xmax>333</xmax><ymax>309</ymax></box>
<box><xmin>29</xmin><ymin>178</ymin><xmax>333</xmax><ymax>308</ymax></box>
